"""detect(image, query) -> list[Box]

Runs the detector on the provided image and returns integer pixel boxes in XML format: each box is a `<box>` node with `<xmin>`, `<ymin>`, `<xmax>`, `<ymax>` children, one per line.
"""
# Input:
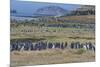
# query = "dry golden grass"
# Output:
<box><xmin>61</xmin><ymin>15</ymin><xmax>95</xmax><ymax>23</ymax></box>
<box><xmin>62</xmin><ymin>15</ymin><xmax>95</xmax><ymax>19</ymax></box>
<box><xmin>10</xmin><ymin>49</ymin><xmax>95</xmax><ymax>67</ymax></box>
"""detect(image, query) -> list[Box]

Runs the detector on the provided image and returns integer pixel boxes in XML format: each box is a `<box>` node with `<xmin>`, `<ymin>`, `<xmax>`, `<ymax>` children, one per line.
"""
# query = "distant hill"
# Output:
<box><xmin>70</xmin><ymin>5</ymin><xmax>95</xmax><ymax>15</ymax></box>
<box><xmin>34</xmin><ymin>6</ymin><xmax>69</xmax><ymax>17</ymax></box>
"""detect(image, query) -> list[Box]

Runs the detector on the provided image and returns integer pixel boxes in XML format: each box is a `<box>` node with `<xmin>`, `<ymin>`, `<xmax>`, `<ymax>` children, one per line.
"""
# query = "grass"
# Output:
<box><xmin>61</xmin><ymin>15</ymin><xmax>95</xmax><ymax>23</ymax></box>
<box><xmin>11</xmin><ymin>37</ymin><xmax>46</xmax><ymax>42</ymax></box>
<box><xmin>10</xmin><ymin>49</ymin><xmax>95</xmax><ymax>66</ymax></box>
<box><xmin>75</xmin><ymin>49</ymin><xmax>86</xmax><ymax>55</ymax></box>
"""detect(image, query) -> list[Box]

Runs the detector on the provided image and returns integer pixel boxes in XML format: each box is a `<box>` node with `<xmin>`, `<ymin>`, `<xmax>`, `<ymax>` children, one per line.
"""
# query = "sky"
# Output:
<box><xmin>11</xmin><ymin>0</ymin><xmax>81</xmax><ymax>16</ymax></box>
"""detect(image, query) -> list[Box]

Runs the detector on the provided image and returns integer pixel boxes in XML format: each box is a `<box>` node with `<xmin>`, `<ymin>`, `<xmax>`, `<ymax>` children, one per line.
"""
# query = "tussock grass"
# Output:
<box><xmin>10</xmin><ymin>49</ymin><xmax>95</xmax><ymax>66</ymax></box>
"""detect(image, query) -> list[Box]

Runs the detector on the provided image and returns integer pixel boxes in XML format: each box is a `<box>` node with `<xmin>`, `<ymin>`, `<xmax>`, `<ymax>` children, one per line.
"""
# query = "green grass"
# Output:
<box><xmin>75</xmin><ymin>49</ymin><xmax>86</xmax><ymax>55</ymax></box>
<box><xmin>11</xmin><ymin>37</ymin><xmax>46</xmax><ymax>42</ymax></box>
